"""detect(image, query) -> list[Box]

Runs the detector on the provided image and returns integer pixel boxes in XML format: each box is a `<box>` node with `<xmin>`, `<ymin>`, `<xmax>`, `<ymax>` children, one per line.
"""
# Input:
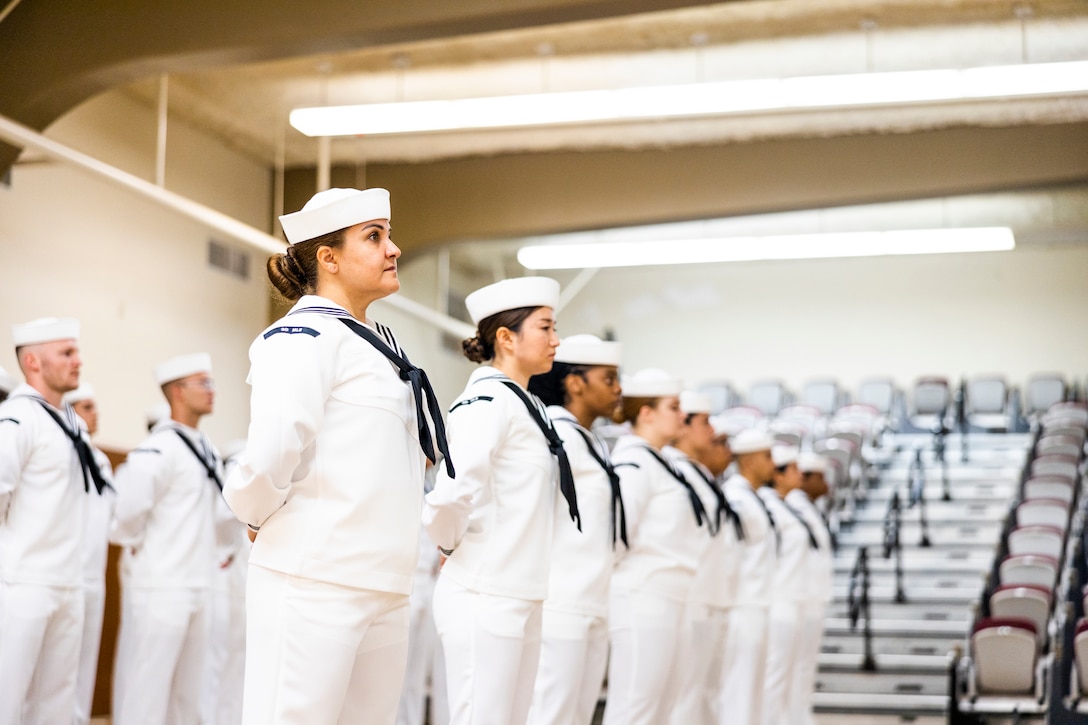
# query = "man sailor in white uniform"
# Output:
<box><xmin>64</xmin><ymin>384</ymin><xmax>117</xmax><ymax>725</ymax></box>
<box><xmin>0</xmin><ymin>317</ymin><xmax>107</xmax><ymax>724</ymax></box>
<box><xmin>112</xmin><ymin>353</ymin><xmax>231</xmax><ymax>725</ymax></box>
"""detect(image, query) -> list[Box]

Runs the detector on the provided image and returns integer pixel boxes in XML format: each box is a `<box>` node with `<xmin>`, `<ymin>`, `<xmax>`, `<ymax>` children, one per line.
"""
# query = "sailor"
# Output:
<box><xmin>758</xmin><ymin>446</ymin><xmax>818</xmax><ymax>725</ymax></box>
<box><xmin>526</xmin><ymin>333</ymin><xmax>625</xmax><ymax>725</ymax></box>
<box><xmin>601</xmin><ymin>369</ymin><xmax>710</xmax><ymax>725</ymax></box>
<box><xmin>0</xmin><ymin>364</ymin><xmax>15</xmax><ymax>402</ymax></box>
<box><xmin>667</xmin><ymin>391</ymin><xmax>743</xmax><ymax>725</ymax></box>
<box><xmin>64</xmin><ymin>384</ymin><xmax>117</xmax><ymax>725</ymax></box>
<box><xmin>719</xmin><ymin>429</ymin><xmax>777</xmax><ymax>725</ymax></box>
<box><xmin>224</xmin><ymin>187</ymin><xmax>448</xmax><ymax>725</ymax></box>
<box><xmin>786</xmin><ymin>452</ymin><xmax>834</xmax><ymax>725</ymax></box>
<box><xmin>424</xmin><ymin>276</ymin><xmax>575</xmax><ymax>725</ymax></box>
<box><xmin>0</xmin><ymin>317</ymin><xmax>102</xmax><ymax>725</ymax></box>
<box><xmin>112</xmin><ymin>352</ymin><xmax>230</xmax><ymax>725</ymax></box>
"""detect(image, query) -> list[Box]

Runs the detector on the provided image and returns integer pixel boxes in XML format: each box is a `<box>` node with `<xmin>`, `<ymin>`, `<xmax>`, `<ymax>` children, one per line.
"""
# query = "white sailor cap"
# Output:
<box><xmin>622</xmin><ymin>368</ymin><xmax>682</xmax><ymax>398</ymax></box>
<box><xmin>278</xmin><ymin>187</ymin><xmax>391</xmax><ymax>245</ymax></box>
<box><xmin>0</xmin><ymin>365</ymin><xmax>16</xmax><ymax>394</ymax></box>
<box><xmin>12</xmin><ymin>317</ymin><xmax>79</xmax><ymax>347</ymax></box>
<box><xmin>730</xmin><ymin>429</ymin><xmax>774</xmax><ymax>455</ymax></box>
<box><xmin>63</xmin><ymin>384</ymin><xmax>95</xmax><ymax>405</ymax></box>
<box><xmin>772</xmin><ymin>445</ymin><xmax>800</xmax><ymax>467</ymax></box>
<box><xmin>798</xmin><ymin>452</ymin><xmax>828</xmax><ymax>473</ymax></box>
<box><xmin>145</xmin><ymin>402</ymin><xmax>171</xmax><ymax>428</ymax></box>
<box><xmin>154</xmin><ymin>352</ymin><xmax>212</xmax><ymax>386</ymax></box>
<box><xmin>465</xmin><ymin>277</ymin><xmax>560</xmax><ymax>325</ymax></box>
<box><xmin>554</xmin><ymin>334</ymin><xmax>622</xmax><ymax>367</ymax></box>
<box><xmin>709</xmin><ymin>414</ymin><xmax>742</xmax><ymax>438</ymax></box>
<box><xmin>680</xmin><ymin>390</ymin><xmax>713</xmax><ymax>415</ymax></box>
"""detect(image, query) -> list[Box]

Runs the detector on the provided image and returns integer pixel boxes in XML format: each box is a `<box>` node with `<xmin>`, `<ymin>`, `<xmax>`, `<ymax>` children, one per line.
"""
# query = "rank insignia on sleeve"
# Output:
<box><xmin>263</xmin><ymin>326</ymin><xmax>320</xmax><ymax>339</ymax></box>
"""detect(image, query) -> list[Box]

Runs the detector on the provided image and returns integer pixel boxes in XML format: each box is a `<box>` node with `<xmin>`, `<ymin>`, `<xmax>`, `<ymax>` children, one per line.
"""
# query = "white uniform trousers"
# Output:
<box><xmin>242</xmin><ymin>564</ymin><xmax>409</xmax><ymax>725</ymax></box>
<box><xmin>761</xmin><ymin>601</ymin><xmax>802</xmax><ymax>725</ymax></box>
<box><xmin>527</xmin><ymin>609</ymin><xmax>609</xmax><ymax>725</ymax></box>
<box><xmin>73</xmin><ymin>582</ymin><xmax>106</xmax><ymax>725</ymax></box>
<box><xmin>787</xmin><ymin>604</ymin><xmax>825</xmax><ymax>725</ymax></box>
<box><xmin>112</xmin><ymin>587</ymin><xmax>210</xmax><ymax>725</ymax></box>
<box><xmin>432</xmin><ymin>574</ymin><xmax>542</xmax><ymax>725</ymax></box>
<box><xmin>202</xmin><ymin>562</ymin><xmax>247</xmax><ymax>725</ymax></box>
<box><xmin>397</xmin><ymin>590</ymin><xmax>449</xmax><ymax>725</ymax></box>
<box><xmin>719</xmin><ymin>604</ymin><xmax>768</xmax><ymax>725</ymax></box>
<box><xmin>601</xmin><ymin>588</ymin><xmax>686</xmax><ymax>725</ymax></box>
<box><xmin>0</xmin><ymin>582</ymin><xmax>83</xmax><ymax>725</ymax></box>
<box><xmin>669</xmin><ymin>603</ymin><xmax>729</xmax><ymax>725</ymax></box>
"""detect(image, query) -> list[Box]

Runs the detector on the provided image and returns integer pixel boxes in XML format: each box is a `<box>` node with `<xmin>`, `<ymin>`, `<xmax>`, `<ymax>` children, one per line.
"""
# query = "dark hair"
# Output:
<box><xmin>462</xmin><ymin>306</ymin><xmax>539</xmax><ymax>363</ymax></box>
<box><xmin>620</xmin><ymin>395</ymin><xmax>659</xmax><ymax>424</ymax></box>
<box><xmin>528</xmin><ymin>362</ymin><xmax>587</xmax><ymax>407</ymax></box>
<box><xmin>266</xmin><ymin>229</ymin><xmax>345</xmax><ymax>302</ymax></box>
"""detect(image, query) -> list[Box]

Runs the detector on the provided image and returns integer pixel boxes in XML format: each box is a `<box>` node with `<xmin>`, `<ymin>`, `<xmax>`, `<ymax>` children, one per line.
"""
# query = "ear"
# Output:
<box><xmin>494</xmin><ymin>326</ymin><xmax>515</xmax><ymax>356</ymax></box>
<box><xmin>564</xmin><ymin>373</ymin><xmax>585</xmax><ymax>398</ymax></box>
<box><xmin>315</xmin><ymin>245</ymin><xmax>339</xmax><ymax>274</ymax></box>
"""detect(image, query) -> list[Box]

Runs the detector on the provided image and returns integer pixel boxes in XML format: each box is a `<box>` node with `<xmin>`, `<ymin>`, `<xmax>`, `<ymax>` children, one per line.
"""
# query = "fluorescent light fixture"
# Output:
<box><xmin>516</xmin><ymin>227</ymin><xmax>1015</xmax><ymax>270</ymax></box>
<box><xmin>290</xmin><ymin>60</ymin><xmax>1088</xmax><ymax>136</ymax></box>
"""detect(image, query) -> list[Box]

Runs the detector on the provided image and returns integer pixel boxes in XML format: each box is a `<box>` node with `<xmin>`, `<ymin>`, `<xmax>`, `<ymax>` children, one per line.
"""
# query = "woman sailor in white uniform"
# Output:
<box><xmin>423</xmin><ymin>276</ymin><xmax>580</xmax><ymax>725</ymax></box>
<box><xmin>757</xmin><ymin>446</ymin><xmax>819</xmax><ymax>725</ymax></box>
<box><xmin>525</xmin><ymin>334</ymin><xmax>625</xmax><ymax>725</ymax></box>
<box><xmin>602</xmin><ymin>369</ymin><xmax>712</xmax><ymax>725</ymax></box>
<box><xmin>224</xmin><ymin>187</ymin><xmax>453</xmax><ymax>725</ymax></box>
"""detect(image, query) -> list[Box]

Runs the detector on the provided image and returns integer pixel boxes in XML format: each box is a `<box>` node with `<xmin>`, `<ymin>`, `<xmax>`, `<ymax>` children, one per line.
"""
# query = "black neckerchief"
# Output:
<box><xmin>499</xmin><ymin>380</ymin><xmax>580</xmax><ymax>531</ymax></box>
<box><xmin>171</xmin><ymin>428</ymin><xmax>223</xmax><ymax>492</ymax></box>
<box><xmin>685</xmin><ymin>459</ymin><xmax>745</xmax><ymax>541</ymax></box>
<box><xmin>289</xmin><ymin>307</ymin><xmax>455</xmax><ymax>478</ymax></box>
<box><xmin>562</xmin><ymin>418</ymin><xmax>628</xmax><ymax>548</ymax></box>
<box><xmin>785</xmin><ymin>498</ymin><xmax>822</xmax><ymax>550</ymax></box>
<box><xmin>640</xmin><ymin>445</ymin><xmax>708</xmax><ymax>529</ymax></box>
<box><xmin>32</xmin><ymin>399</ymin><xmax>110</xmax><ymax>495</ymax></box>
<box><xmin>751</xmin><ymin>486</ymin><xmax>780</xmax><ymax>549</ymax></box>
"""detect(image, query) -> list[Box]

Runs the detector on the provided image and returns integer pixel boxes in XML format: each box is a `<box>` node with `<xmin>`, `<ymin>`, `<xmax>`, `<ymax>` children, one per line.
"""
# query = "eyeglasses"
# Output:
<box><xmin>179</xmin><ymin>378</ymin><xmax>216</xmax><ymax>391</ymax></box>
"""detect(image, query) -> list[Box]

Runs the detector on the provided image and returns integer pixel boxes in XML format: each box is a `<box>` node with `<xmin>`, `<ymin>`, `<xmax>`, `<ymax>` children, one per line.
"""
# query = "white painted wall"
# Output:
<box><xmin>0</xmin><ymin>90</ymin><xmax>272</xmax><ymax>450</ymax></box>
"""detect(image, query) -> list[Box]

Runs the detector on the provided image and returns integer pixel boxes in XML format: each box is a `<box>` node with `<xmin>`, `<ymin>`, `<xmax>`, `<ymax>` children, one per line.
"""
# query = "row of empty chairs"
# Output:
<box><xmin>954</xmin><ymin>402</ymin><xmax>1088</xmax><ymax>720</ymax></box>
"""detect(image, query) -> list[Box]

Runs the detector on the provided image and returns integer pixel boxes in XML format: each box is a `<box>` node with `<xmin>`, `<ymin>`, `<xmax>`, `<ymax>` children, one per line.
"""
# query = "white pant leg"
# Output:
<box><xmin>429</xmin><ymin>624</ymin><xmax>450</xmax><ymax>725</ymax></box>
<box><xmin>0</xmin><ymin>583</ymin><xmax>83</xmax><ymax>725</ymax></box>
<box><xmin>788</xmin><ymin>604</ymin><xmax>825</xmax><ymax>725</ymax></box>
<box><xmin>112</xmin><ymin>588</ymin><xmax>208</xmax><ymax>725</ymax></box>
<box><xmin>215</xmin><ymin>563</ymin><xmax>248</xmax><ymax>725</ymax></box>
<box><xmin>432</xmin><ymin>574</ymin><xmax>543</xmax><ymax>725</ymax></box>
<box><xmin>762</xmin><ymin>601</ymin><xmax>802</xmax><ymax>725</ymax></box>
<box><xmin>670</xmin><ymin>603</ymin><xmax>729</xmax><ymax>725</ymax></box>
<box><xmin>528</xmin><ymin>608</ymin><xmax>608</xmax><ymax>725</ymax></box>
<box><xmin>397</xmin><ymin>589</ymin><xmax>437</xmax><ymax>725</ymax></box>
<box><xmin>719</xmin><ymin>605</ymin><xmax>768</xmax><ymax>725</ymax></box>
<box><xmin>202</xmin><ymin>570</ymin><xmax>232</xmax><ymax>725</ymax></box>
<box><xmin>601</xmin><ymin>588</ymin><xmax>685</xmax><ymax>725</ymax></box>
<box><xmin>73</xmin><ymin>583</ymin><xmax>106</xmax><ymax>725</ymax></box>
<box><xmin>242</xmin><ymin>564</ymin><xmax>410</xmax><ymax>725</ymax></box>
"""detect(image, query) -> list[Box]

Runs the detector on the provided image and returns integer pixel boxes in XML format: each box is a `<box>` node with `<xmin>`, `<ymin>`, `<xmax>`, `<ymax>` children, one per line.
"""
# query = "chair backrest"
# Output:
<box><xmin>1030</xmin><ymin>454</ymin><xmax>1079</xmax><ymax>481</ymax></box>
<box><xmin>1036</xmin><ymin>434</ymin><xmax>1083</xmax><ymax>459</ymax></box>
<box><xmin>999</xmin><ymin>554</ymin><xmax>1059</xmax><ymax>589</ymax></box>
<box><xmin>968</xmin><ymin>376</ymin><xmax>1008</xmax><ymax>415</ymax></box>
<box><xmin>769</xmin><ymin>420</ymin><xmax>805</xmax><ymax>450</ymax></box>
<box><xmin>989</xmin><ymin>584</ymin><xmax>1052</xmax><ymax>644</ymax></box>
<box><xmin>1044</xmin><ymin>402</ymin><xmax>1088</xmax><ymax>426</ymax></box>
<box><xmin>1015</xmin><ymin>498</ymin><xmax>1070</xmax><ymax>532</ymax></box>
<box><xmin>1026</xmin><ymin>374</ymin><xmax>1066</xmax><ymax>415</ymax></box>
<box><xmin>801</xmin><ymin>379</ymin><xmax>841</xmax><ymax>415</ymax></box>
<box><xmin>834</xmin><ymin>403</ymin><xmax>881</xmax><ymax>435</ymax></box>
<box><xmin>1007</xmin><ymin>525</ymin><xmax>1065</xmax><ymax>560</ymax></box>
<box><xmin>913</xmin><ymin>377</ymin><xmax>950</xmax><ymax>416</ymax></box>
<box><xmin>716</xmin><ymin>405</ymin><xmax>764</xmax><ymax>433</ymax></box>
<box><xmin>1022</xmin><ymin>476</ymin><xmax>1074</xmax><ymax>504</ymax></box>
<box><xmin>696</xmin><ymin>381</ymin><xmax>742</xmax><ymax>415</ymax></box>
<box><xmin>856</xmin><ymin>378</ymin><xmax>896</xmax><ymax>415</ymax></box>
<box><xmin>813</xmin><ymin>438</ymin><xmax>853</xmax><ymax>489</ymax></box>
<box><xmin>748</xmin><ymin>380</ymin><xmax>788</xmax><ymax>416</ymax></box>
<box><xmin>971</xmin><ymin>617</ymin><xmax>1038</xmax><ymax>694</ymax></box>
<box><xmin>1041</xmin><ymin>424</ymin><xmax>1086</xmax><ymax>446</ymax></box>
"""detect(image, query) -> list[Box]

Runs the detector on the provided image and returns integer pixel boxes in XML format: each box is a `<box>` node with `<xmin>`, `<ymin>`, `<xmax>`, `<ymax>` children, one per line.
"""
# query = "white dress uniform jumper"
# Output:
<box><xmin>666</xmin><ymin>452</ymin><xmax>743</xmax><ymax>725</ymax></box>
<box><xmin>757</xmin><ymin>484</ymin><xmax>819</xmax><ymax>725</ymax></box>
<box><xmin>423</xmin><ymin>367</ymin><xmax>576</xmax><ymax>725</ymax></box>
<box><xmin>786</xmin><ymin>488</ymin><xmax>834</xmax><ymax>725</ymax></box>
<box><xmin>0</xmin><ymin>386</ymin><xmax>104</xmax><ymax>725</ymax></box>
<box><xmin>528</xmin><ymin>407</ymin><xmax>627</xmax><ymax>725</ymax></box>
<box><xmin>601</xmin><ymin>435</ymin><xmax>710</xmax><ymax>725</ymax></box>
<box><xmin>111</xmin><ymin>417</ymin><xmax>228</xmax><ymax>725</ymax></box>
<box><xmin>225</xmin><ymin>296</ymin><xmax>445</xmax><ymax>725</ymax></box>
<box><xmin>719</xmin><ymin>473</ymin><xmax>777</xmax><ymax>725</ymax></box>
